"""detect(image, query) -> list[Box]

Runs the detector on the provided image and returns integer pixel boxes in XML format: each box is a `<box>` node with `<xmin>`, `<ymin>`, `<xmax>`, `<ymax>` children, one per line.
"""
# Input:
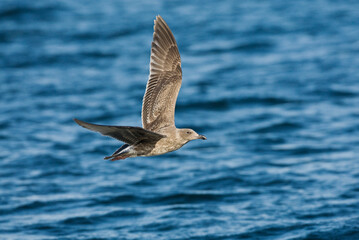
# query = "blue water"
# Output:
<box><xmin>1</xmin><ymin>0</ymin><xmax>359</xmax><ymax>239</ymax></box>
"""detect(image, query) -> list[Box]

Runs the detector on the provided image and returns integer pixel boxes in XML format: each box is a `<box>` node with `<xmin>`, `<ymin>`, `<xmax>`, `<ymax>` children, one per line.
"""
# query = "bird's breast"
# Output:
<box><xmin>147</xmin><ymin>137</ymin><xmax>184</xmax><ymax>156</ymax></box>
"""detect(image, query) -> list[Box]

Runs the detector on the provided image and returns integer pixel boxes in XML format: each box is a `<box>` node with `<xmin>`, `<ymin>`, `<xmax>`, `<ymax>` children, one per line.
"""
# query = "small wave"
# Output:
<box><xmin>251</xmin><ymin>122</ymin><xmax>303</xmax><ymax>133</ymax></box>
<box><xmin>192</xmin><ymin>41</ymin><xmax>275</xmax><ymax>55</ymax></box>
<box><xmin>0</xmin><ymin>4</ymin><xmax>65</xmax><ymax>21</ymax></box>
<box><xmin>0</xmin><ymin>201</ymin><xmax>46</xmax><ymax>215</ymax></box>
<box><xmin>302</xmin><ymin>219</ymin><xmax>359</xmax><ymax>240</ymax></box>
<box><xmin>145</xmin><ymin>192</ymin><xmax>232</xmax><ymax>205</ymax></box>
<box><xmin>178</xmin><ymin>96</ymin><xmax>298</xmax><ymax>111</ymax></box>
<box><xmin>60</xmin><ymin>209</ymin><xmax>143</xmax><ymax>225</ymax></box>
<box><xmin>240</xmin><ymin>223</ymin><xmax>311</xmax><ymax>239</ymax></box>
<box><xmin>90</xmin><ymin>194</ymin><xmax>139</xmax><ymax>205</ymax></box>
<box><xmin>141</xmin><ymin>221</ymin><xmax>177</xmax><ymax>232</ymax></box>
<box><xmin>71</xmin><ymin>28</ymin><xmax>137</xmax><ymax>41</ymax></box>
<box><xmin>296</xmin><ymin>211</ymin><xmax>337</xmax><ymax>220</ymax></box>
<box><xmin>310</xmin><ymin>88</ymin><xmax>358</xmax><ymax>99</ymax></box>
<box><xmin>12</xmin><ymin>201</ymin><xmax>48</xmax><ymax>211</ymax></box>
<box><xmin>1</xmin><ymin>197</ymin><xmax>75</xmax><ymax>215</ymax></box>
<box><xmin>273</xmin><ymin>145</ymin><xmax>341</xmax><ymax>155</ymax></box>
<box><xmin>189</xmin><ymin>175</ymin><xmax>244</xmax><ymax>190</ymax></box>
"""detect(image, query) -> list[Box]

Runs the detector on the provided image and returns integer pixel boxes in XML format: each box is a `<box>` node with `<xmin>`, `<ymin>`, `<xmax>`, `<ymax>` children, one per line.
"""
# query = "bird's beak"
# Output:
<box><xmin>198</xmin><ymin>135</ymin><xmax>207</xmax><ymax>140</ymax></box>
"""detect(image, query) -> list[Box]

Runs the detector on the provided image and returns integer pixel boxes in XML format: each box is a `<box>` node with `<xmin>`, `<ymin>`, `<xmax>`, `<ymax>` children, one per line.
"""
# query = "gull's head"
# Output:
<box><xmin>179</xmin><ymin>128</ymin><xmax>206</xmax><ymax>142</ymax></box>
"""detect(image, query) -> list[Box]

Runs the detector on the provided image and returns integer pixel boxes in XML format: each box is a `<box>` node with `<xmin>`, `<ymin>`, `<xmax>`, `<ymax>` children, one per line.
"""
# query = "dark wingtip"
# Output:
<box><xmin>73</xmin><ymin>118</ymin><xmax>82</xmax><ymax>125</ymax></box>
<box><xmin>73</xmin><ymin>118</ymin><xmax>89</xmax><ymax>129</ymax></box>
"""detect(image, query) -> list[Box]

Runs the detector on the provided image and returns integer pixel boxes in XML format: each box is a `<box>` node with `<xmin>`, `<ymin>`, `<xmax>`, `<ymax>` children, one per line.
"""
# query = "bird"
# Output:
<box><xmin>74</xmin><ymin>15</ymin><xmax>206</xmax><ymax>161</ymax></box>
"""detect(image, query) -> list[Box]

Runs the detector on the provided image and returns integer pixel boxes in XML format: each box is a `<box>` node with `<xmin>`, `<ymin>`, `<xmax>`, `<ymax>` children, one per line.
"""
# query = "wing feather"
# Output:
<box><xmin>74</xmin><ymin>119</ymin><xmax>165</xmax><ymax>145</ymax></box>
<box><xmin>142</xmin><ymin>15</ymin><xmax>182</xmax><ymax>131</ymax></box>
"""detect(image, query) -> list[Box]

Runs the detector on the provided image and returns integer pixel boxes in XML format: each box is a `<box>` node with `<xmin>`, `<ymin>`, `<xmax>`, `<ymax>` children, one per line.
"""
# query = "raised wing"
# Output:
<box><xmin>74</xmin><ymin>119</ymin><xmax>165</xmax><ymax>145</ymax></box>
<box><xmin>142</xmin><ymin>15</ymin><xmax>182</xmax><ymax>132</ymax></box>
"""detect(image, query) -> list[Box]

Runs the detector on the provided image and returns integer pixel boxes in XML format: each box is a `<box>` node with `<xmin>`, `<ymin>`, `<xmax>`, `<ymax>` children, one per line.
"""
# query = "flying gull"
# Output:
<box><xmin>74</xmin><ymin>15</ymin><xmax>206</xmax><ymax>161</ymax></box>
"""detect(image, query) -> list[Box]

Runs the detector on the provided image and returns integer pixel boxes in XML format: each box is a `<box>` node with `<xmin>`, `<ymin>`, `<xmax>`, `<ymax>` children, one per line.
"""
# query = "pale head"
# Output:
<box><xmin>179</xmin><ymin>128</ymin><xmax>206</xmax><ymax>142</ymax></box>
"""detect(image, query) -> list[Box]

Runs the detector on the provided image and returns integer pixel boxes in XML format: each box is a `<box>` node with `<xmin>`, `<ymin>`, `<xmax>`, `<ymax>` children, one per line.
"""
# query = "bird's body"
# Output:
<box><xmin>74</xmin><ymin>16</ymin><xmax>206</xmax><ymax>161</ymax></box>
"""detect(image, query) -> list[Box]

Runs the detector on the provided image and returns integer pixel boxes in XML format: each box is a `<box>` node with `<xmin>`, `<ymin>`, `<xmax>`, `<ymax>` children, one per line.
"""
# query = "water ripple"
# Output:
<box><xmin>1</xmin><ymin>0</ymin><xmax>359</xmax><ymax>239</ymax></box>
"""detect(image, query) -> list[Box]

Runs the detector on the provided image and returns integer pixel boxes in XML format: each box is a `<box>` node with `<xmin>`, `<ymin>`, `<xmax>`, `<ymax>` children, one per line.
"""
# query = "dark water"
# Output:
<box><xmin>1</xmin><ymin>0</ymin><xmax>359</xmax><ymax>239</ymax></box>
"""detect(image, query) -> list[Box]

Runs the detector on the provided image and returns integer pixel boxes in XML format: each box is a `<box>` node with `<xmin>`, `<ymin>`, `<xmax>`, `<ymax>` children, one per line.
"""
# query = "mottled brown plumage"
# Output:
<box><xmin>142</xmin><ymin>16</ymin><xmax>182</xmax><ymax>131</ymax></box>
<box><xmin>74</xmin><ymin>15</ymin><xmax>206</xmax><ymax>161</ymax></box>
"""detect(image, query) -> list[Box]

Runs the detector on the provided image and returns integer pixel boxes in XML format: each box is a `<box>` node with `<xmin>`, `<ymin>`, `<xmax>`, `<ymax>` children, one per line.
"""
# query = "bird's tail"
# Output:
<box><xmin>104</xmin><ymin>144</ymin><xmax>131</xmax><ymax>161</ymax></box>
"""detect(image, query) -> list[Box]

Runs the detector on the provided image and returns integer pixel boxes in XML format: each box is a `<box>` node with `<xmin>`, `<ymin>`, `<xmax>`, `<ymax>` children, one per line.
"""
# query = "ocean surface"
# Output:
<box><xmin>1</xmin><ymin>0</ymin><xmax>359</xmax><ymax>239</ymax></box>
